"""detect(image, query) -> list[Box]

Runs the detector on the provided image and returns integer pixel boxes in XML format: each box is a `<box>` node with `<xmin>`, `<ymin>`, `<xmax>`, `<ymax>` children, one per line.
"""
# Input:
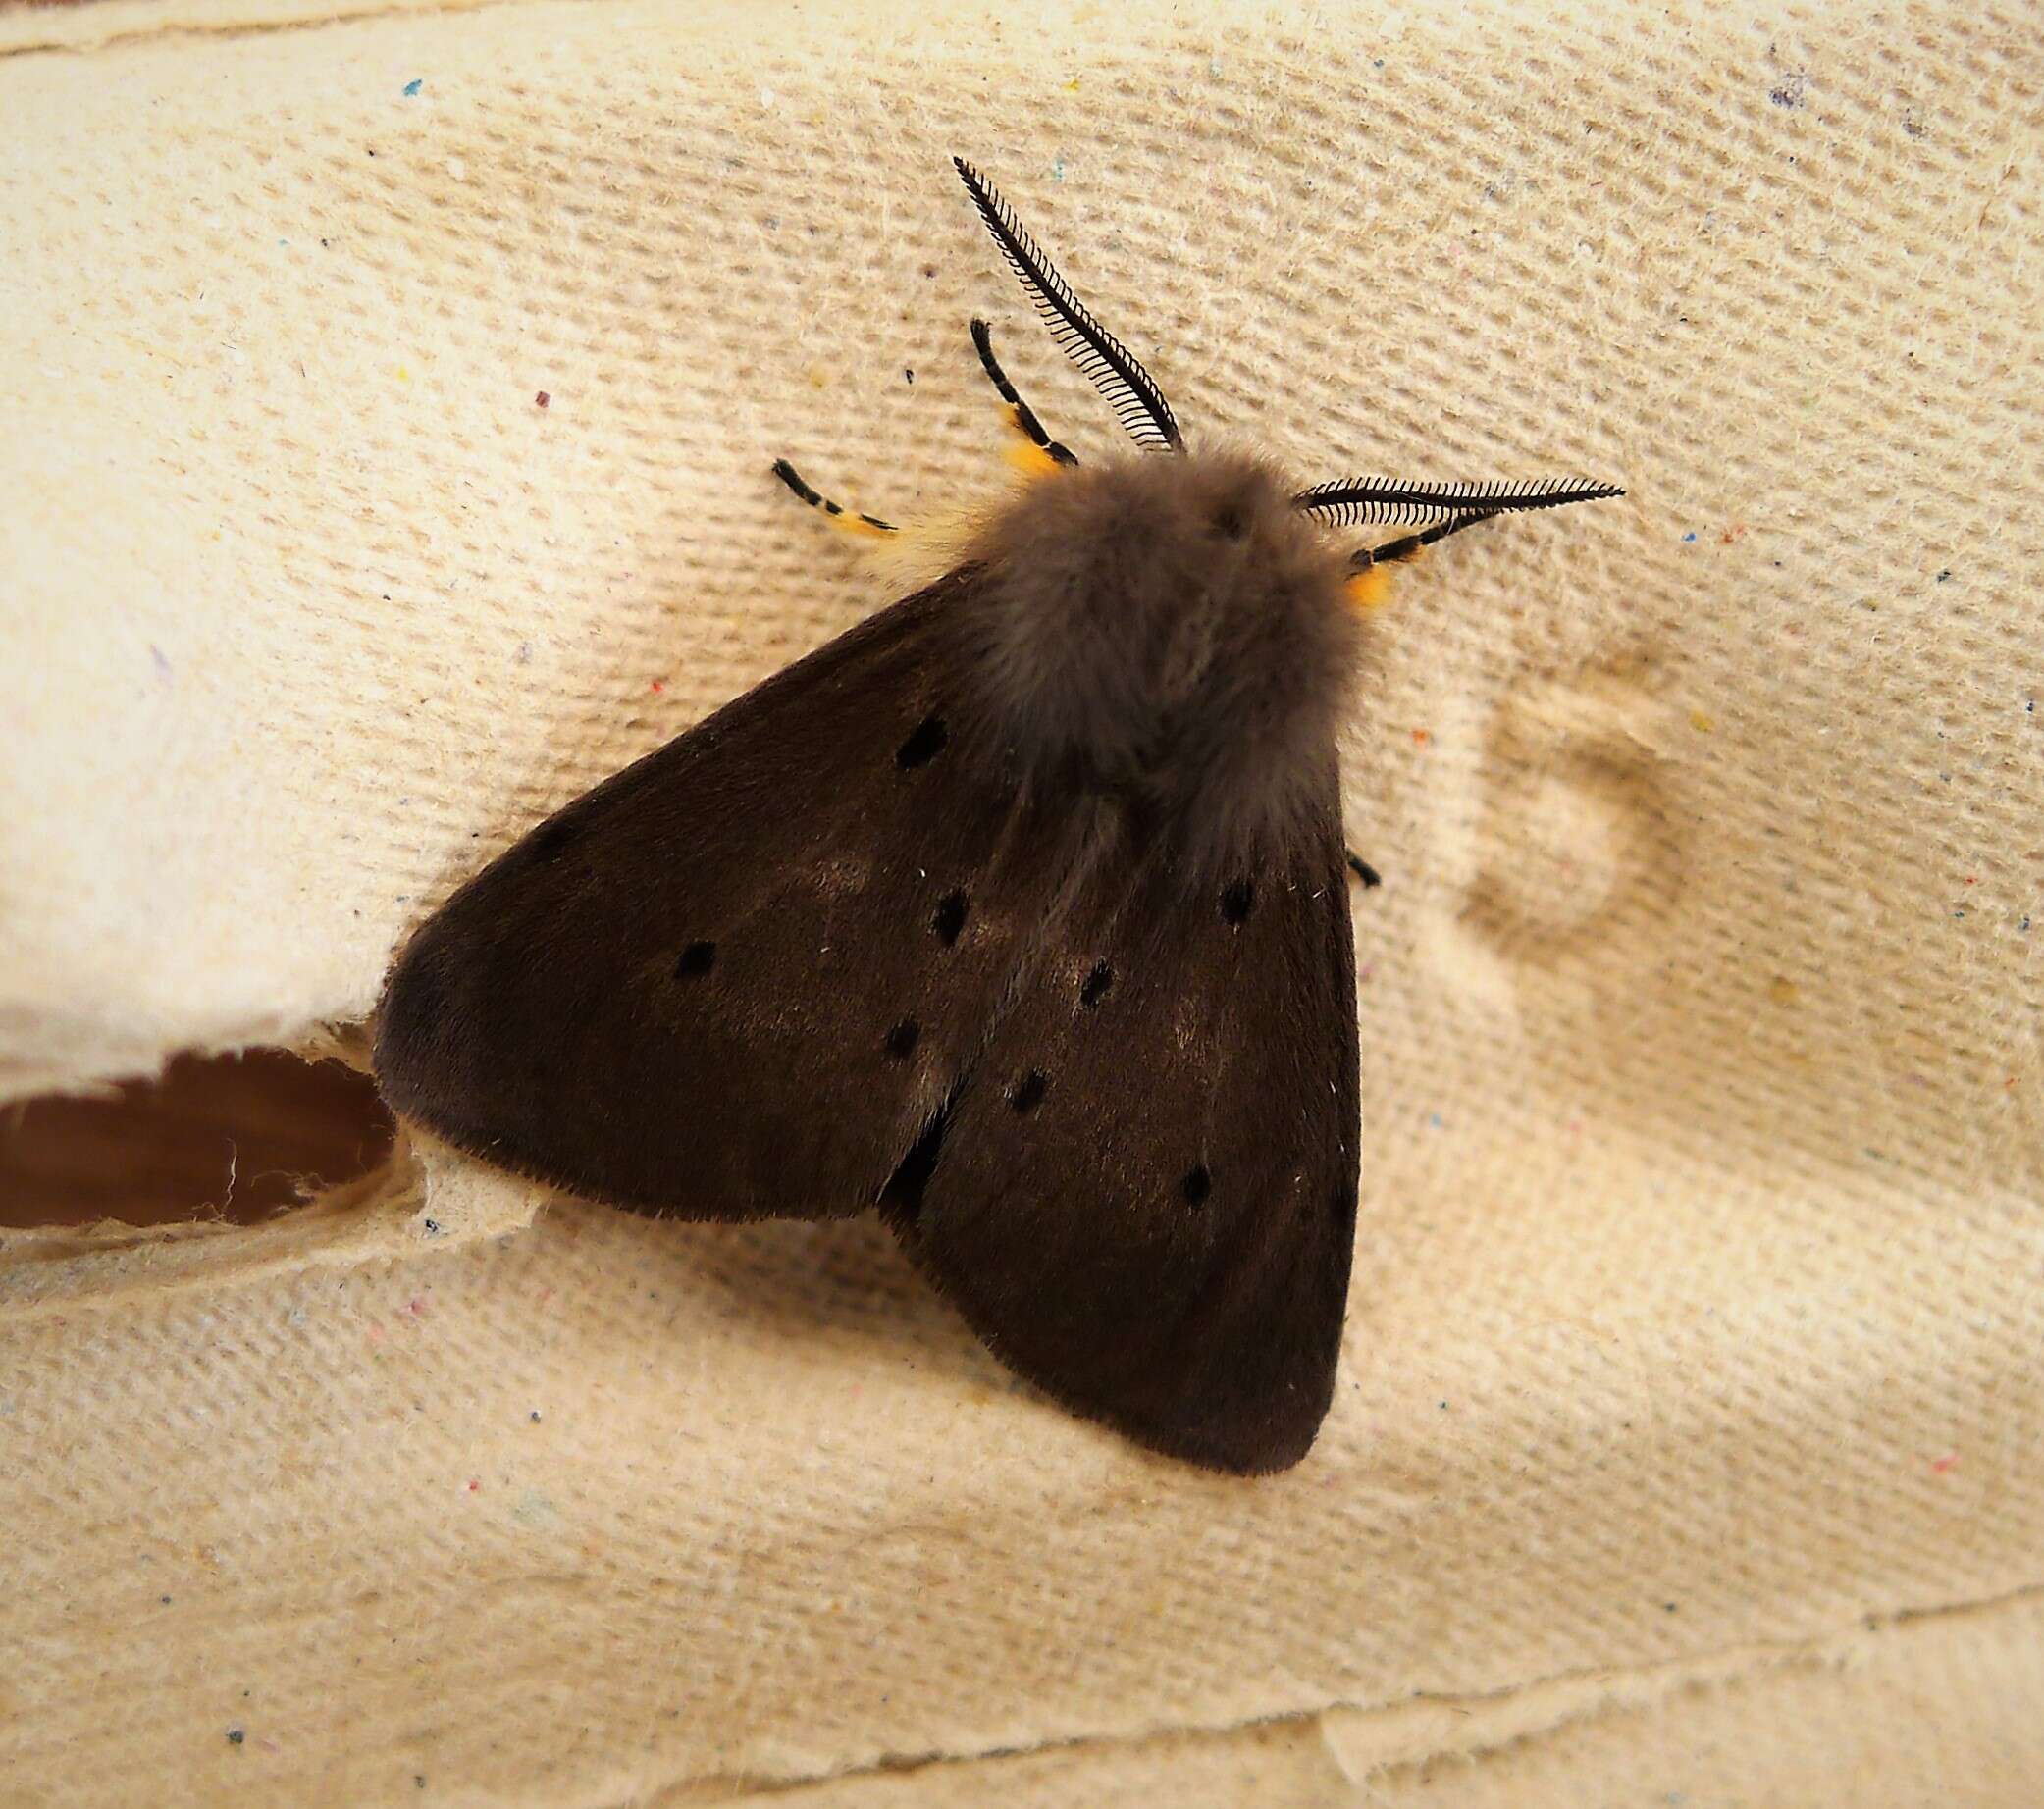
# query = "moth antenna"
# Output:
<box><xmin>953</xmin><ymin>155</ymin><xmax>1184</xmax><ymax>454</ymax></box>
<box><xmin>1295</xmin><ymin>475</ymin><xmax>1624</xmax><ymax>529</ymax></box>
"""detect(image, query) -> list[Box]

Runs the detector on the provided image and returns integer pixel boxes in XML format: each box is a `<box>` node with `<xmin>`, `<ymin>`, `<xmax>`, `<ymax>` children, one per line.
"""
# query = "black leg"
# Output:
<box><xmin>1349</xmin><ymin>509</ymin><xmax>1500</xmax><ymax>571</ymax></box>
<box><xmin>770</xmin><ymin>458</ymin><xmax>897</xmax><ymax>536</ymax></box>
<box><xmin>1345</xmin><ymin>852</ymin><xmax>1382</xmax><ymax>888</ymax></box>
<box><xmin>971</xmin><ymin>319</ymin><xmax>1079</xmax><ymax>469</ymax></box>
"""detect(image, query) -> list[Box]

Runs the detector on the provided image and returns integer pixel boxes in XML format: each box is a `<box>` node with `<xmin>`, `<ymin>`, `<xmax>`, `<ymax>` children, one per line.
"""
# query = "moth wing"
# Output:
<box><xmin>894</xmin><ymin>776</ymin><xmax>1361</xmax><ymax>1473</ymax></box>
<box><xmin>374</xmin><ymin>574</ymin><xmax>1077</xmax><ymax>1219</ymax></box>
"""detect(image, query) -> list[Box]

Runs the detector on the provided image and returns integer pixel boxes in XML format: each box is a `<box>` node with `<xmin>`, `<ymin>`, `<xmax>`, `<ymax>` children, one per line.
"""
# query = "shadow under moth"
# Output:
<box><xmin>373</xmin><ymin>158</ymin><xmax>1620</xmax><ymax>1473</ymax></box>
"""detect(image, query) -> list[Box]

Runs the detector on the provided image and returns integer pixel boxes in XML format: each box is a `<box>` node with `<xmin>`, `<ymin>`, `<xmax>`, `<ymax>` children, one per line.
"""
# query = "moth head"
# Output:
<box><xmin>957</xmin><ymin>450</ymin><xmax>1363</xmax><ymax>872</ymax></box>
<box><xmin>947</xmin><ymin>157</ymin><xmax>1625</xmax><ymax>867</ymax></box>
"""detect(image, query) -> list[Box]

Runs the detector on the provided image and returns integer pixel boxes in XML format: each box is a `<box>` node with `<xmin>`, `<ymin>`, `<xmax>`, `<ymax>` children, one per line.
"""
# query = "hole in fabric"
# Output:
<box><xmin>1079</xmin><ymin>960</ymin><xmax>1114</xmax><ymax>1008</ymax></box>
<box><xmin>674</xmin><ymin>941</ymin><xmax>716</xmax><ymax>977</ymax></box>
<box><xmin>933</xmin><ymin>891</ymin><xmax>969</xmax><ymax>946</ymax></box>
<box><xmin>0</xmin><ymin>1045</ymin><xmax>395</xmax><ymax>1231</ymax></box>
<box><xmin>1009</xmin><ymin>1070</ymin><xmax>1047</xmax><ymax>1113</ymax></box>
<box><xmin>885</xmin><ymin>1020</ymin><xmax>920</xmax><ymax>1060</ymax></box>
<box><xmin>1220</xmin><ymin>879</ymin><xmax>1255</xmax><ymax>925</ymax></box>
<box><xmin>1180</xmin><ymin>1164</ymin><xmax>1212</xmax><ymax>1206</ymax></box>
<box><xmin>897</xmin><ymin>716</ymin><xmax>948</xmax><ymax>769</ymax></box>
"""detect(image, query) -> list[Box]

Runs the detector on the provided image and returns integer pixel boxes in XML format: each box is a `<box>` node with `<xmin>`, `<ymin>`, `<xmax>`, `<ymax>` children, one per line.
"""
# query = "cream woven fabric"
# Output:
<box><xmin>3</xmin><ymin>1</ymin><xmax>2039</xmax><ymax>1803</ymax></box>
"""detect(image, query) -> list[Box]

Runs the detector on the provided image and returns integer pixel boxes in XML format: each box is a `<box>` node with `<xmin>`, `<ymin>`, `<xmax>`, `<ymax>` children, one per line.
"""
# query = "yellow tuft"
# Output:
<box><xmin>828</xmin><ymin>512</ymin><xmax>893</xmax><ymax>539</ymax></box>
<box><xmin>1004</xmin><ymin>432</ymin><xmax>1065</xmax><ymax>481</ymax></box>
<box><xmin>1345</xmin><ymin>567</ymin><xmax>1395</xmax><ymax>612</ymax></box>
<box><xmin>862</xmin><ymin>502</ymin><xmax>994</xmax><ymax>591</ymax></box>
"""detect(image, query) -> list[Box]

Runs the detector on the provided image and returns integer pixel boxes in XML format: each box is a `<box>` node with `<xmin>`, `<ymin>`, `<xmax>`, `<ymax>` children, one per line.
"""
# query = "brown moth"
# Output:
<box><xmin>373</xmin><ymin>158</ymin><xmax>1620</xmax><ymax>1473</ymax></box>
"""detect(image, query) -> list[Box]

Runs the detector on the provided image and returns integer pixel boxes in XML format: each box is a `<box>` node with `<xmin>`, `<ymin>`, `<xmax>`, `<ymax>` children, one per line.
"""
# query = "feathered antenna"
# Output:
<box><xmin>953</xmin><ymin>156</ymin><xmax>1182</xmax><ymax>453</ymax></box>
<box><xmin>1294</xmin><ymin>475</ymin><xmax>1624</xmax><ymax>528</ymax></box>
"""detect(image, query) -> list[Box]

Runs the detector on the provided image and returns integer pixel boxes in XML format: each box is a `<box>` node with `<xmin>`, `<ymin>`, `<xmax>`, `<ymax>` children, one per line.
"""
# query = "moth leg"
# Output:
<box><xmin>1344</xmin><ymin>509</ymin><xmax>1501</xmax><ymax>609</ymax></box>
<box><xmin>970</xmin><ymin>318</ymin><xmax>1079</xmax><ymax>477</ymax></box>
<box><xmin>1345</xmin><ymin>852</ymin><xmax>1383</xmax><ymax>889</ymax></box>
<box><xmin>770</xmin><ymin>459</ymin><xmax>898</xmax><ymax>537</ymax></box>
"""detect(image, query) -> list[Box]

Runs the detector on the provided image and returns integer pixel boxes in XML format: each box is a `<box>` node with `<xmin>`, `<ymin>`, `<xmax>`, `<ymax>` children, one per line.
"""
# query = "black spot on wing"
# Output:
<box><xmin>897</xmin><ymin>715</ymin><xmax>948</xmax><ymax>769</ymax></box>
<box><xmin>1079</xmin><ymin>959</ymin><xmax>1113</xmax><ymax>1008</ymax></box>
<box><xmin>879</xmin><ymin>1093</ymin><xmax>957</xmax><ymax>1221</ymax></box>
<box><xmin>525</xmin><ymin>815</ymin><xmax>584</xmax><ymax>864</ymax></box>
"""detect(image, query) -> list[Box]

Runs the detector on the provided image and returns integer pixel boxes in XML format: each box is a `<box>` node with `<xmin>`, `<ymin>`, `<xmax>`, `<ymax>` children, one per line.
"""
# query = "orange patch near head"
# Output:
<box><xmin>828</xmin><ymin>511</ymin><xmax>895</xmax><ymax>540</ymax></box>
<box><xmin>1345</xmin><ymin>567</ymin><xmax>1394</xmax><ymax>612</ymax></box>
<box><xmin>1004</xmin><ymin>423</ymin><xmax>1067</xmax><ymax>481</ymax></box>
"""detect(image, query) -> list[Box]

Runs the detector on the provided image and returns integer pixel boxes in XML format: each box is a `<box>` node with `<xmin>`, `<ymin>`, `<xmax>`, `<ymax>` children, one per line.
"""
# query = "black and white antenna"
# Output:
<box><xmin>954</xmin><ymin>157</ymin><xmax>1182</xmax><ymax>453</ymax></box>
<box><xmin>1294</xmin><ymin>475</ymin><xmax>1624</xmax><ymax>527</ymax></box>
